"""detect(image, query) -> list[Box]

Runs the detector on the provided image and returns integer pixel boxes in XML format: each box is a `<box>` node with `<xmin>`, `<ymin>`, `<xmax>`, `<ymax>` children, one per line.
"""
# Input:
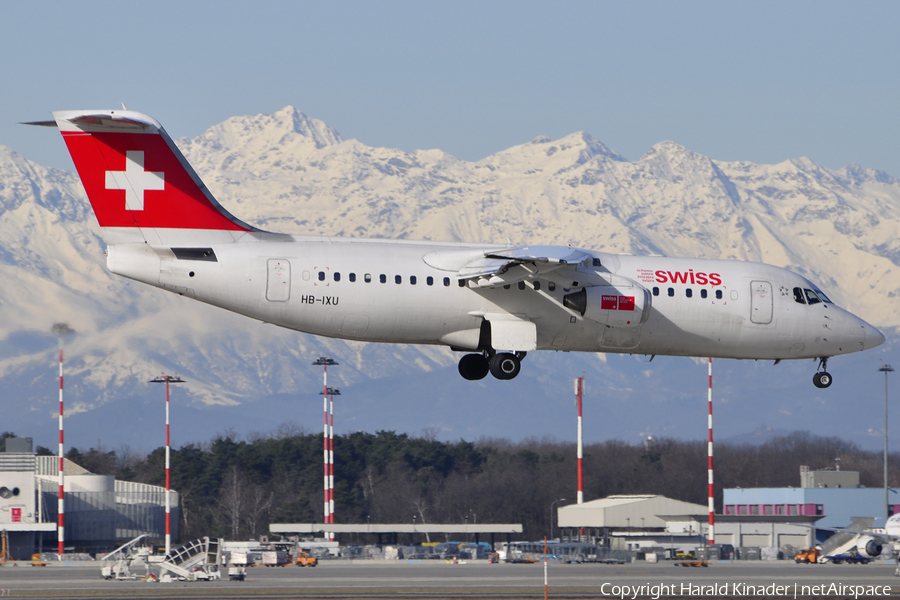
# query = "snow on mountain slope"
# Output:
<box><xmin>0</xmin><ymin>107</ymin><xmax>898</xmax><ymax>452</ymax></box>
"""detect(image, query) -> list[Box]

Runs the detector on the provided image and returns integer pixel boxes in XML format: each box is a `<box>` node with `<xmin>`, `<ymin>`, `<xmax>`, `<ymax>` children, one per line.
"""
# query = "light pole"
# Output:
<box><xmin>313</xmin><ymin>357</ymin><xmax>338</xmax><ymax>531</ymax></box>
<box><xmin>51</xmin><ymin>322</ymin><xmax>74</xmax><ymax>557</ymax></box>
<box><xmin>319</xmin><ymin>386</ymin><xmax>340</xmax><ymax>531</ymax></box>
<box><xmin>880</xmin><ymin>363</ymin><xmax>894</xmax><ymax>526</ymax></box>
<box><xmin>550</xmin><ymin>498</ymin><xmax>566</xmax><ymax>541</ymax></box>
<box><xmin>150</xmin><ymin>373</ymin><xmax>184</xmax><ymax>555</ymax></box>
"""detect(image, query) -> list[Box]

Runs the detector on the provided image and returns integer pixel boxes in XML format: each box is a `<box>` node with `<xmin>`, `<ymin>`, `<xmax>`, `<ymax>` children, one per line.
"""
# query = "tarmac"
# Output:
<box><xmin>0</xmin><ymin>559</ymin><xmax>897</xmax><ymax>599</ymax></box>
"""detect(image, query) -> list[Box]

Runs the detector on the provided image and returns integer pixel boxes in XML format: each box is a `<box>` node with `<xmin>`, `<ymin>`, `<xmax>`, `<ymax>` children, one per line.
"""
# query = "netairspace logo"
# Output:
<box><xmin>600</xmin><ymin>582</ymin><xmax>892</xmax><ymax>599</ymax></box>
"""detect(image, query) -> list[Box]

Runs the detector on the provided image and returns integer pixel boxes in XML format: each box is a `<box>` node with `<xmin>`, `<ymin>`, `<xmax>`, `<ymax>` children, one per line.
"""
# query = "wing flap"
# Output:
<box><xmin>458</xmin><ymin>245</ymin><xmax>592</xmax><ymax>287</ymax></box>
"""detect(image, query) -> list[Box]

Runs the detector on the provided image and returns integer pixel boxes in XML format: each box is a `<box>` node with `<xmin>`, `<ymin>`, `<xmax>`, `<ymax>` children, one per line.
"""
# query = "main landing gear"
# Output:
<box><xmin>813</xmin><ymin>357</ymin><xmax>832</xmax><ymax>389</ymax></box>
<box><xmin>458</xmin><ymin>351</ymin><xmax>525</xmax><ymax>381</ymax></box>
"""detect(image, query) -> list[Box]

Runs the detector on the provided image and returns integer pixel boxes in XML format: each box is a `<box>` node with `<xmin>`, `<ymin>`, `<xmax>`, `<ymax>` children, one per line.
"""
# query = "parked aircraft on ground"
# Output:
<box><xmin>798</xmin><ymin>514</ymin><xmax>900</xmax><ymax>565</ymax></box>
<box><xmin>31</xmin><ymin>110</ymin><xmax>885</xmax><ymax>385</ymax></box>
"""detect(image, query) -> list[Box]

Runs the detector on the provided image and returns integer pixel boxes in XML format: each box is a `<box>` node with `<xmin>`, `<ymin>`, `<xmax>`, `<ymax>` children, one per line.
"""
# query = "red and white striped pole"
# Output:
<box><xmin>313</xmin><ymin>357</ymin><xmax>338</xmax><ymax>534</ymax></box>
<box><xmin>707</xmin><ymin>357</ymin><xmax>715</xmax><ymax>545</ymax></box>
<box><xmin>319</xmin><ymin>386</ymin><xmax>341</xmax><ymax>541</ymax></box>
<box><xmin>575</xmin><ymin>377</ymin><xmax>584</xmax><ymax>506</ymax></box>
<box><xmin>575</xmin><ymin>376</ymin><xmax>584</xmax><ymax>539</ymax></box>
<box><xmin>57</xmin><ymin>339</ymin><xmax>65</xmax><ymax>556</ymax></box>
<box><xmin>52</xmin><ymin>323</ymin><xmax>74</xmax><ymax>557</ymax></box>
<box><xmin>328</xmin><ymin>389</ymin><xmax>337</xmax><ymax>533</ymax></box>
<box><xmin>151</xmin><ymin>374</ymin><xmax>184</xmax><ymax>555</ymax></box>
<box><xmin>323</xmin><ymin>385</ymin><xmax>329</xmax><ymax>526</ymax></box>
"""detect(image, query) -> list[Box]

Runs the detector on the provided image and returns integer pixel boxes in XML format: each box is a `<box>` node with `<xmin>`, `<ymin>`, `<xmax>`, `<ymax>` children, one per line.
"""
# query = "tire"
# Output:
<box><xmin>813</xmin><ymin>372</ymin><xmax>832</xmax><ymax>388</ymax></box>
<box><xmin>458</xmin><ymin>353</ymin><xmax>489</xmax><ymax>380</ymax></box>
<box><xmin>489</xmin><ymin>353</ymin><xmax>521</xmax><ymax>380</ymax></box>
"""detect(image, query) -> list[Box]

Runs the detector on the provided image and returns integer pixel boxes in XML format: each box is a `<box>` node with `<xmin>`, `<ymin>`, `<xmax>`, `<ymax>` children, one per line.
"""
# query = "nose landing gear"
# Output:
<box><xmin>813</xmin><ymin>357</ymin><xmax>832</xmax><ymax>388</ymax></box>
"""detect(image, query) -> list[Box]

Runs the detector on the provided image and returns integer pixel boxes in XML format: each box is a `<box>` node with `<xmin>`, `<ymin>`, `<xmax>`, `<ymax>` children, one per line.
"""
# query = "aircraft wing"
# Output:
<box><xmin>458</xmin><ymin>246</ymin><xmax>592</xmax><ymax>288</ymax></box>
<box><xmin>791</xmin><ymin>522</ymin><xmax>900</xmax><ymax>542</ymax></box>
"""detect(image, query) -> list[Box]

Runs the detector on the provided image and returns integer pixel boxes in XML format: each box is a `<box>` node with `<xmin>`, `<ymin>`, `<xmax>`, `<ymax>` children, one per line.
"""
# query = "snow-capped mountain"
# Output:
<box><xmin>0</xmin><ymin>106</ymin><xmax>897</xmax><ymax>453</ymax></box>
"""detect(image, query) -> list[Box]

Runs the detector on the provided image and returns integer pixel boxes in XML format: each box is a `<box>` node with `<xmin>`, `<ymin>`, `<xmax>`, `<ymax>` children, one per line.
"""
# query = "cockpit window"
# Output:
<box><xmin>813</xmin><ymin>286</ymin><xmax>833</xmax><ymax>304</ymax></box>
<box><xmin>793</xmin><ymin>287</ymin><xmax>806</xmax><ymax>304</ymax></box>
<box><xmin>804</xmin><ymin>289</ymin><xmax>822</xmax><ymax>305</ymax></box>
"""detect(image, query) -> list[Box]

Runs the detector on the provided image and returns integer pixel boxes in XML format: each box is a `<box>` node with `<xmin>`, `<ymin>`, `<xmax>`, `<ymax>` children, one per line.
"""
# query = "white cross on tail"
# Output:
<box><xmin>105</xmin><ymin>151</ymin><xmax>165</xmax><ymax>210</ymax></box>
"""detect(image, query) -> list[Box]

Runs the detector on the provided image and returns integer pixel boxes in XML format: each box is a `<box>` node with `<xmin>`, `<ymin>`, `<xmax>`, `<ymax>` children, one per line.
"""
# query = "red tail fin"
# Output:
<box><xmin>53</xmin><ymin>110</ymin><xmax>257</xmax><ymax>244</ymax></box>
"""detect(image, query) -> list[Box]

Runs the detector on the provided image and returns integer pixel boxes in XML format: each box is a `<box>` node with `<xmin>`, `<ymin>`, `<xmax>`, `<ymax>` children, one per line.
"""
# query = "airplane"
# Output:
<box><xmin>29</xmin><ymin>109</ymin><xmax>885</xmax><ymax>385</ymax></box>
<box><xmin>795</xmin><ymin>514</ymin><xmax>900</xmax><ymax>567</ymax></box>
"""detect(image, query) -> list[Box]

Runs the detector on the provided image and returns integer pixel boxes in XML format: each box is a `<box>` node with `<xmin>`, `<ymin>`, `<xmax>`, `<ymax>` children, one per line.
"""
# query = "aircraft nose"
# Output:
<box><xmin>864</xmin><ymin>322</ymin><xmax>886</xmax><ymax>351</ymax></box>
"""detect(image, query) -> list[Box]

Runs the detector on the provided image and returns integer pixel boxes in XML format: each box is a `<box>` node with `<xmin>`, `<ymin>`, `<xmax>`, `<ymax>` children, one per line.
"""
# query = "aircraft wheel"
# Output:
<box><xmin>458</xmin><ymin>354</ymin><xmax>489</xmax><ymax>380</ymax></box>
<box><xmin>813</xmin><ymin>372</ymin><xmax>832</xmax><ymax>388</ymax></box>
<box><xmin>489</xmin><ymin>353</ymin><xmax>521</xmax><ymax>380</ymax></box>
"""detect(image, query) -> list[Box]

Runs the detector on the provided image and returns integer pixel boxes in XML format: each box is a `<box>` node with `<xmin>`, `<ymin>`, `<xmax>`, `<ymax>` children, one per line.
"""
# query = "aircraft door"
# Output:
<box><xmin>266</xmin><ymin>259</ymin><xmax>291</xmax><ymax>302</ymax></box>
<box><xmin>750</xmin><ymin>280</ymin><xmax>773</xmax><ymax>324</ymax></box>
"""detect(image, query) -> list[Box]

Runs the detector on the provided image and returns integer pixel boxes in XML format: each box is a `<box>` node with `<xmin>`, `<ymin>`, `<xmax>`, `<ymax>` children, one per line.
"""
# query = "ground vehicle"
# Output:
<box><xmin>826</xmin><ymin>553</ymin><xmax>872</xmax><ymax>564</ymax></box>
<box><xmin>794</xmin><ymin>548</ymin><xmax>819</xmax><ymax>564</ymax></box>
<box><xmin>295</xmin><ymin>552</ymin><xmax>318</xmax><ymax>567</ymax></box>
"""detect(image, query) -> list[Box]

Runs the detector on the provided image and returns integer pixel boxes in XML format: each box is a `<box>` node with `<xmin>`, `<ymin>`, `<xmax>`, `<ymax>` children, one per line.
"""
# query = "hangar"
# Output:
<box><xmin>555</xmin><ymin>494</ymin><xmax>817</xmax><ymax>556</ymax></box>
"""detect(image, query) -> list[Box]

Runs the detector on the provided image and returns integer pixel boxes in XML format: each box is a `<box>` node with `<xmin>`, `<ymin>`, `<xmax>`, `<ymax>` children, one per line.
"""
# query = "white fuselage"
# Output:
<box><xmin>107</xmin><ymin>235</ymin><xmax>879</xmax><ymax>361</ymax></box>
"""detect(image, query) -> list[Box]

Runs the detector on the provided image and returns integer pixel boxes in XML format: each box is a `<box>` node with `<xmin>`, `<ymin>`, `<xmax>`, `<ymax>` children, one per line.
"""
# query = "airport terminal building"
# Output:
<box><xmin>722</xmin><ymin>467</ymin><xmax>893</xmax><ymax>529</ymax></box>
<box><xmin>0</xmin><ymin>437</ymin><xmax>177</xmax><ymax>558</ymax></box>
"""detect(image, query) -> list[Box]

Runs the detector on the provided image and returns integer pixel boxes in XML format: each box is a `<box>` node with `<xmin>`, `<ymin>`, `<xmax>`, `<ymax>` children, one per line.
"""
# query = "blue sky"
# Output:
<box><xmin>3</xmin><ymin>1</ymin><xmax>899</xmax><ymax>176</ymax></box>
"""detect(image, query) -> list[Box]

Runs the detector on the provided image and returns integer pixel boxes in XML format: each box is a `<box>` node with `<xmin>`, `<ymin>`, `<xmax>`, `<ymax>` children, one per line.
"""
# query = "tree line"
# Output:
<box><xmin>8</xmin><ymin>429</ymin><xmax>897</xmax><ymax>542</ymax></box>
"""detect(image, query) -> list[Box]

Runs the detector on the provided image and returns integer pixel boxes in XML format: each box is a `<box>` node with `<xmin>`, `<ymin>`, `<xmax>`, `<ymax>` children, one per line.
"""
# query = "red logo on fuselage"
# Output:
<box><xmin>655</xmin><ymin>270</ymin><xmax>722</xmax><ymax>286</ymax></box>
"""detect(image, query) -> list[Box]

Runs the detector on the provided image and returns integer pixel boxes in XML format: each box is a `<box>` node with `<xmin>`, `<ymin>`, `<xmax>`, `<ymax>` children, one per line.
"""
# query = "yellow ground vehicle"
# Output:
<box><xmin>295</xmin><ymin>551</ymin><xmax>318</xmax><ymax>567</ymax></box>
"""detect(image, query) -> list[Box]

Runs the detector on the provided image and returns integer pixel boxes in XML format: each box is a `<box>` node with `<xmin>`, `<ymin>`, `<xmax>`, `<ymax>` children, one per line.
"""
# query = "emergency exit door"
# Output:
<box><xmin>750</xmin><ymin>280</ymin><xmax>773</xmax><ymax>324</ymax></box>
<box><xmin>266</xmin><ymin>259</ymin><xmax>291</xmax><ymax>302</ymax></box>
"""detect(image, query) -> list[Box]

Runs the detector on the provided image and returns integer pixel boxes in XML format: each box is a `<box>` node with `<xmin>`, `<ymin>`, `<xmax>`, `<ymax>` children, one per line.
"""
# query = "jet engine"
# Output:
<box><xmin>563</xmin><ymin>284</ymin><xmax>651</xmax><ymax>327</ymax></box>
<box><xmin>856</xmin><ymin>536</ymin><xmax>884</xmax><ymax>558</ymax></box>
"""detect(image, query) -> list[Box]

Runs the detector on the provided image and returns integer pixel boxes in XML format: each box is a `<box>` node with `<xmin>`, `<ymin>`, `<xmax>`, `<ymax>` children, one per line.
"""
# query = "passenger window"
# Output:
<box><xmin>334</xmin><ymin>272</ymin><xmax>341</xmax><ymax>282</ymax></box>
<box><xmin>349</xmin><ymin>273</ymin><xmax>356</xmax><ymax>282</ymax></box>
<box><xmin>410</xmin><ymin>275</ymin><xmax>417</xmax><ymax>285</ymax></box>
<box><xmin>653</xmin><ymin>287</ymin><xmax>659</xmax><ymax>296</ymax></box>
<box><xmin>379</xmin><ymin>274</ymin><xmax>386</xmax><ymax>284</ymax></box>
<box><xmin>395</xmin><ymin>275</ymin><xmax>402</xmax><ymax>284</ymax></box>
<box><xmin>318</xmin><ymin>272</ymin><xmax>325</xmax><ymax>281</ymax></box>
<box><xmin>668</xmin><ymin>288</ymin><xmax>674</xmax><ymax>297</ymax></box>
<box><xmin>364</xmin><ymin>273</ymin><xmax>372</xmax><ymax>283</ymax></box>
<box><xmin>548</xmin><ymin>282</ymin><xmax>556</xmax><ymax>292</ymax></box>
<box><xmin>592</xmin><ymin>258</ymin><xmax>602</xmax><ymax>267</ymax></box>
<box><xmin>686</xmin><ymin>288</ymin><xmax>692</xmax><ymax>298</ymax></box>
<box><xmin>443</xmin><ymin>277</ymin><xmax>450</xmax><ymax>287</ymax></box>
<box><xmin>793</xmin><ymin>287</ymin><xmax>806</xmax><ymax>304</ymax></box>
<box><xmin>533</xmin><ymin>281</ymin><xmax>541</xmax><ymax>291</ymax></box>
<box><xmin>503</xmin><ymin>284</ymin><xmax>511</xmax><ymax>290</ymax></box>
<box><xmin>700</xmin><ymin>289</ymin><xmax>708</xmax><ymax>299</ymax></box>
<box><xmin>804</xmin><ymin>289</ymin><xmax>821</xmax><ymax>305</ymax></box>
<box><xmin>518</xmin><ymin>281</ymin><xmax>526</xmax><ymax>290</ymax></box>
<box><xmin>716</xmin><ymin>290</ymin><xmax>723</xmax><ymax>300</ymax></box>
<box><xmin>458</xmin><ymin>279</ymin><xmax>466</xmax><ymax>287</ymax></box>
<box><xmin>426</xmin><ymin>276</ymin><xmax>433</xmax><ymax>286</ymax></box>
